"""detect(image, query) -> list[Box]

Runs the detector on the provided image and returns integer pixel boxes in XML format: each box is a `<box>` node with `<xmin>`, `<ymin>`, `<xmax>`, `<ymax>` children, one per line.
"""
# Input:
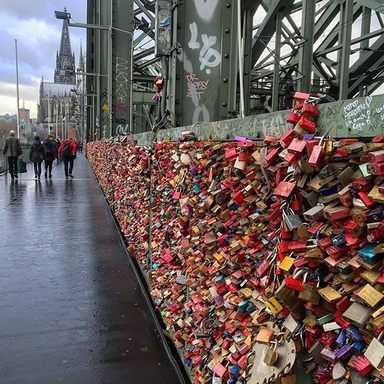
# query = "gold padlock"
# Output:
<box><xmin>281</xmin><ymin>373</ymin><xmax>296</xmax><ymax>384</ymax></box>
<box><xmin>264</xmin><ymin>340</ymin><xmax>278</xmax><ymax>366</ymax></box>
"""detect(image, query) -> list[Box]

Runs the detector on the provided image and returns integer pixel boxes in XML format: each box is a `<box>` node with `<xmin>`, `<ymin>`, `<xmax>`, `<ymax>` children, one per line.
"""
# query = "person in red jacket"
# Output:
<box><xmin>58</xmin><ymin>138</ymin><xmax>77</xmax><ymax>179</ymax></box>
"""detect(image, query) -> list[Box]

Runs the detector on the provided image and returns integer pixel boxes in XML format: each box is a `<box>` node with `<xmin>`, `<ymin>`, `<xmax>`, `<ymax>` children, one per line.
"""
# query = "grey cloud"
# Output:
<box><xmin>0</xmin><ymin>0</ymin><xmax>86</xmax><ymax>23</ymax></box>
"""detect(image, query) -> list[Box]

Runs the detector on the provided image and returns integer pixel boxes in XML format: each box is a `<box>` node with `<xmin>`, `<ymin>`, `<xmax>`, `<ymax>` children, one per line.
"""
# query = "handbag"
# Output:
<box><xmin>17</xmin><ymin>158</ymin><xmax>27</xmax><ymax>173</ymax></box>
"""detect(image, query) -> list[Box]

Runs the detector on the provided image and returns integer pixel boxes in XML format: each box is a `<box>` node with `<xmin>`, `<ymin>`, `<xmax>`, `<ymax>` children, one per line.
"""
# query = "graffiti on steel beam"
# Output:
<box><xmin>179</xmin><ymin>50</ymin><xmax>210</xmax><ymax>123</ymax></box>
<box><xmin>188</xmin><ymin>22</ymin><xmax>221</xmax><ymax>74</ymax></box>
<box><xmin>116</xmin><ymin>57</ymin><xmax>130</xmax><ymax>105</ymax></box>
<box><xmin>193</xmin><ymin>0</ymin><xmax>219</xmax><ymax>22</ymax></box>
<box><xmin>186</xmin><ymin>73</ymin><xmax>209</xmax><ymax>99</ymax></box>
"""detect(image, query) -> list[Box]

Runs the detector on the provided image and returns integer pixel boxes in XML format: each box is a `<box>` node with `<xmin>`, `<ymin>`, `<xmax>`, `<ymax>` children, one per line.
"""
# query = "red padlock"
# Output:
<box><xmin>287</xmin><ymin>111</ymin><xmax>301</xmax><ymax>125</ymax></box>
<box><xmin>288</xmin><ymin>138</ymin><xmax>307</xmax><ymax>153</ymax></box>
<box><xmin>279</xmin><ymin>128</ymin><xmax>295</xmax><ymax>148</ymax></box>
<box><xmin>302</xmin><ymin>101</ymin><xmax>319</xmax><ymax>118</ymax></box>
<box><xmin>308</xmin><ymin>140</ymin><xmax>325</xmax><ymax>170</ymax></box>
<box><xmin>299</xmin><ymin>116</ymin><xmax>316</xmax><ymax>133</ymax></box>
<box><xmin>367</xmin><ymin>162</ymin><xmax>384</xmax><ymax>175</ymax></box>
<box><xmin>368</xmin><ymin>150</ymin><xmax>384</xmax><ymax>162</ymax></box>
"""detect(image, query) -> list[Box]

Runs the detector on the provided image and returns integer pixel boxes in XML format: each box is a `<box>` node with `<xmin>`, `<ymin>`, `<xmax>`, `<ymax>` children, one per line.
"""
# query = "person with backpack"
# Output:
<box><xmin>2</xmin><ymin>130</ymin><xmax>22</xmax><ymax>180</ymax></box>
<box><xmin>55</xmin><ymin>138</ymin><xmax>61</xmax><ymax>164</ymax></box>
<box><xmin>58</xmin><ymin>138</ymin><xmax>77</xmax><ymax>179</ymax></box>
<box><xmin>42</xmin><ymin>134</ymin><xmax>57</xmax><ymax>179</ymax></box>
<box><xmin>29</xmin><ymin>135</ymin><xmax>45</xmax><ymax>179</ymax></box>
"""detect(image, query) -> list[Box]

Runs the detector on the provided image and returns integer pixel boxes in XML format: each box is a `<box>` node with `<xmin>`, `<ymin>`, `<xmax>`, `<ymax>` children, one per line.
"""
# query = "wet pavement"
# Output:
<box><xmin>0</xmin><ymin>155</ymin><xmax>184</xmax><ymax>384</ymax></box>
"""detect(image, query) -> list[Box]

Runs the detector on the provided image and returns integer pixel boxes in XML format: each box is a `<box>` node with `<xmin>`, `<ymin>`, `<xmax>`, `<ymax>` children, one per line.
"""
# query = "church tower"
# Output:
<box><xmin>54</xmin><ymin>8</ymin><xmax>76</xmax><ymax>84</ymax></box>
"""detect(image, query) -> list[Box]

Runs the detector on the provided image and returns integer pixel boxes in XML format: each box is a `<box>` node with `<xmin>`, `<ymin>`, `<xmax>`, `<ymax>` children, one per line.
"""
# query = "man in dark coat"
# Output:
<box><xmin>42</xmin><ymin>134</ymin><xmax>57</xmax><ymax>179</ymax></box>
<box><xmin>29</xmin><ymin>136</ymin><xmax>45</xmax><ymax>179</ymax></box>
<box><xmin>2</xmin><ymin>130</ymin><xmax>22</xmax><ymax>179</ymax></box>
<box><xmin>58</xmin><ymin>138</ymin><xmax>77</xmax><ymax>179</ymax></box>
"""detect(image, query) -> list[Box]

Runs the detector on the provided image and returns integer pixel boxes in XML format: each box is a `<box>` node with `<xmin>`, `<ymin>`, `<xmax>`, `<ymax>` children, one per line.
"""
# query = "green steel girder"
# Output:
<box><xmin>355</xmin><ymin>0</ymin><xmax>384</xmax><ymax>13</ymax></box>
<box><xmin>251</xmin><ymin>0</ymin><xmax>295</xmax><ymax>67</ymax></box>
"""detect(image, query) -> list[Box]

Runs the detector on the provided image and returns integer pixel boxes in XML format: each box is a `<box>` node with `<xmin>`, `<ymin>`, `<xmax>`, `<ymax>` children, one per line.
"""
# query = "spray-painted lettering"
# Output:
<box><xmin>188</xmin><ymin>22</ymin><xmax>221</xmax><ymax>74</ymax></box>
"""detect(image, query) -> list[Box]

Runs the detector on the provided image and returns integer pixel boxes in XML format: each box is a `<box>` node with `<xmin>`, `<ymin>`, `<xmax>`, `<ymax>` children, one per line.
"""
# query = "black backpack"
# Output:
<box><xmin>62</xmin><ymin>142</ymin><xmax>71</xmax><ymax>157</ymax></box>
<box><xmin>44</xmin><ymin>142</ymin><xmax>54</xmax><ymax>160</ymax></box>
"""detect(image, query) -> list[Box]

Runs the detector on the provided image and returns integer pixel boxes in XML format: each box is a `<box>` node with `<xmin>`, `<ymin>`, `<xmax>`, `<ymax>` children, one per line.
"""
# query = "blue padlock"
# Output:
<box><xmin>358</xmin><ymin>244</ymin><xmax>380</xmax><ymax>265</ymax></box>
<box><xmin>352</xmin><ymin>340</ymin><xmax>365</xmax><ymax>352</ymax></box>
<box><xmin>346</xmin><ymin>325</ymin><xmax>363</xmax><ymax>341</ymax></box>
<box><xmin>230</xmin><ymin>364</ymin><xmax>240</xmax><ymax>378</ymax></box>
<box><xmin>336</xmin><ymin>329</ymin><xmax>346</xmax><ymax>346</ymax></box>
<box><xmin>331</xmin><ymin>233</ymin><xmax>346</xmax><ymax>247</ymax></box>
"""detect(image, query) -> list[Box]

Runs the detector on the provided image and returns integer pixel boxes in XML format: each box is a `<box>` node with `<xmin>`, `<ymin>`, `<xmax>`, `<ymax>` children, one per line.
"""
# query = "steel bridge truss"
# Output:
<box><xmin>132</xmin><ymin>0</ymin><xmax>384</xmax><ymax>115</ymax></box>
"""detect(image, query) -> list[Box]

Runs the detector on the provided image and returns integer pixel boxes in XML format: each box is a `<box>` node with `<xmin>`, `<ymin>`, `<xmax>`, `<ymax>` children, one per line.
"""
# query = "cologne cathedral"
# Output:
<box><xmin>37</xmin><ymin>10</ymin><xmax>84</xmax><ymax>139</ymax></box>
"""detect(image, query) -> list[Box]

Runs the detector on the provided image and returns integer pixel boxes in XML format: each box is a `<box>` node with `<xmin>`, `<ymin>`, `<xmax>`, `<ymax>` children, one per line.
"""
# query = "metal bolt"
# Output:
<box><xmin>222</xmin><ymin>102</ymin><xmax>227</xmax><ymax>107</ymax></box>
<box><xmin>225</xmin><ymin>28</ymin><xmax>230</xmax><ymax>33</ymax></box>
<box><xmin>226</xmin><ymin>2</ymin><xmax>231</xmax><ymax>8</ymax></box>
<box><xmin>223</xmin><ymin>78</ymin><xmax>228</xmax><ymax>83</ymax></box>
<box><xmin>224</xmin><ymin>53</ymin><xmax>229</xmax><ymax>58</ymax></box>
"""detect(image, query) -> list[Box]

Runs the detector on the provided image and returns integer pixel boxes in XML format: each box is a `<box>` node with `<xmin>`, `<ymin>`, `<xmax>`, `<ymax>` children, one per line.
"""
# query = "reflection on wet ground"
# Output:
<box><xmin>0</xmin><ymin>155</ymin><xmax>183</xmax><ymax>384</ymax></box>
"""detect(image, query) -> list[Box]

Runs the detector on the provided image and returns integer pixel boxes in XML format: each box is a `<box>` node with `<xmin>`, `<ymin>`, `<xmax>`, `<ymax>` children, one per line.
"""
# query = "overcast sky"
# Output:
<box><xmin>0</xmin><ymin>1</ymin><xmax>86</xmax><ymax>118</ymax></box>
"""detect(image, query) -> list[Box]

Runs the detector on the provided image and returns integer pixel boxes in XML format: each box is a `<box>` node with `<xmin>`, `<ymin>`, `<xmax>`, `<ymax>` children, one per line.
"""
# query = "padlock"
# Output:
<box><xmin>298</xmin><ymin>272</ymin><xmax>321</xmax><ymax>305</ymax></box>
<box><xmin>367</xmin><ymin>162</ymin><xmax>384</xmax><ymax>175</ymax></box>
<box><xmin>302</xmin><ymin>100</ymin><xmax>318</xmax><ymax>118</ymax></box>
<box><xmin>368</xmin><ymin>149</ymin><xmax>384</xmax><ymax>162</ymax></box>
<box><xmin>274</xmin><ymin>179</ymin><xmax>297</xmax><ymax>199</ymax></box>
<box><xmin>281</xmin><ymin>374</ymin><xmax>296</xmax><ymax>384</ymax></box>
<box><xmin>364</xmin><ymin>331</ymin><xmax>384</xmax><ymax>370</ymax></box>
<box><xmin>351</xmin><ymin>355</ymin><xmax>373</xmax><ymax>376</ymax></box>
<box><xmin>263</xmin><ymin>340</ymin><xmax>279</xmax><ymax>366</ymax></box>
<box><xmin>355</xmin><ymin>283</ymin><xmax>384</xmax><ymax>308</ymax></box>
<box><xmin>282</xmin><ymin>208</ymin><xmax>303</xmax><ymax>231</ymax></box>
<box><xmin>303</xmin><ymin>204</ymin><xmax>324</xmax><ymax>222</ymax></box>
<box><xmin>308</xmin><ymin>140</ymin><xmax>325</xmax><ymax>171</ymax></box>
<box><xmin>299</xmin><ymin>116</ymin><xmax>316</xmax><ymax>133</ymax></box>
<box><xmin>287</xmin><ymin>111</ymin><xmax>301</xmax><ymax>125</ymax></box>
<box><xmin>342</xmin><ymin>302</ymin><xmax>372</xmax><ymax>327</ymax></box>
<box><xmin>323</xmin><ymin>205</ymin><xmax>350</xmax><ymax>221</ymax></box>
<box><xmin>288</xmin><ymin>138</ymin><xmax>307</xmax><ymax>154</ymax></box>
<box><xmin>280</xmin><ymin>128</ymin><xmax>295</xmax><ymax>148</ymax></box>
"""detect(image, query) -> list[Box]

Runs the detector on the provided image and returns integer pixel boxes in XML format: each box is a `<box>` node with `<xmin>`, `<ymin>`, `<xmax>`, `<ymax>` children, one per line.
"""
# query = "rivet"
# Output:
<box><xmin>176</xmin><ymin>100</ymin><xmax>180</xmax><ymax>105</ymax></box>
<box><xmin>226</xmin><ymin>2</ymin><xmax>231</xmax><ymax>8</ymax></box>
<box><xmin>224</xmin><ymin>53</ymin><xmax>229</xmax><ymax>58</ymax></box>
<box><xmin>222</xmin><ymin>102</ymin><xmax>227</xmax><ymax>107</ymax></box>
<box><xmin>223</xmin><ymin>78</ymin><xmax>228</xmax><ymax>83</ymax></box>
<box><xmin>225</xmin><ymin>28</ymin><xmax>230</xmax><ymax>33</ymax></box>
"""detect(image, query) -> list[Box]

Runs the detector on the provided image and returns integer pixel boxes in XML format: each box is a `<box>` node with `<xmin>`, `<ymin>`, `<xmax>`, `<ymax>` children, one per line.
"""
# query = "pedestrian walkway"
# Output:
<box><xmin>0</xmin><ymin>155</ymin><xmax>184</xmax><ymax>384</ymax></box>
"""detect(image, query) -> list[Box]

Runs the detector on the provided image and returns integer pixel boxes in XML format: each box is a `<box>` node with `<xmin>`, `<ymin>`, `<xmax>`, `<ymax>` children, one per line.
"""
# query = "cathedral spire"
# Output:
<box><xmin>54</xmin><ymin>10</ymin><xmax>76</xmax><ymax>85</ymax></box>
<box><xmin>79</xmin><ymin>40</ymin><xmax>85</xmax><ymax>72</ymax></box>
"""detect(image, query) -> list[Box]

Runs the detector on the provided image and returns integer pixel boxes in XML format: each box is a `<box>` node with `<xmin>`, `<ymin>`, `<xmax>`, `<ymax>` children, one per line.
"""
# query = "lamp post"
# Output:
<box><xmin>14</xmin><ymin>39</ymin><xmax>20</xmax><ymax>139</ymax></box>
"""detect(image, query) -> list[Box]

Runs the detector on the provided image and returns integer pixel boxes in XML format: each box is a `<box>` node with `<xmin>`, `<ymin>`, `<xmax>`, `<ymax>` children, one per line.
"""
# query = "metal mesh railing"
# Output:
<box><xmin>0</xmin><ymin>144</ymin><xmax>31</xmax><ymax>175</ymax></box>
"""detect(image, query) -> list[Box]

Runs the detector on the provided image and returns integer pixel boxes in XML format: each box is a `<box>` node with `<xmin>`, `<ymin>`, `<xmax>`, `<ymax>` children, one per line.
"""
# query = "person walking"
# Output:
<box><xmin>2</xmin><ymin>130</ymin><xmax>22</xmax><ymax>180</ymax></box>
<box><xmin>29</xmin><ymin>136</ymin><xmax>45</xmax><ymax>179</ymax></box>
<box><xmin>55</xmin><ymin>138</ymin><xmax>61</xmax><ymax>164</ymax></box>
<box><xmin>58</xmin><ymin>138</ymin><xmax>77</xmax><ymax>179</ymax></box>
<box><xmin>42</xmin><ymin>134</ymin><xmax>57</xmax><ymax>179</ymax></box>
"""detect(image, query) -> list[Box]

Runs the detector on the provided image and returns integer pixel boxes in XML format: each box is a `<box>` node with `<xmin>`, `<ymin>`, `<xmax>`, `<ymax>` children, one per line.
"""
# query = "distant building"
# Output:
<box><xmin>37</xmin><ymin>8</ymin><xmax>84</xmax><ymax>139</ymax></box>
<box><xmin>19</xmin><ymin>107</ymin><xmax>30</xmax><ymax>124</ymax></box>
<box><xmin>0</xmin><ymin>114</ymin><xmax>17</xmax><ymax>123</ymax></box>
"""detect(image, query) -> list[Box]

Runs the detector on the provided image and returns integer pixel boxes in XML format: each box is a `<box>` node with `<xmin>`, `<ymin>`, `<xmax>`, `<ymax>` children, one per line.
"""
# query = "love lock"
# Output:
<box><xmin>247</xmin><ymin>322</ymin><xmax>297</xmax><ymax>384</ymax></box>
